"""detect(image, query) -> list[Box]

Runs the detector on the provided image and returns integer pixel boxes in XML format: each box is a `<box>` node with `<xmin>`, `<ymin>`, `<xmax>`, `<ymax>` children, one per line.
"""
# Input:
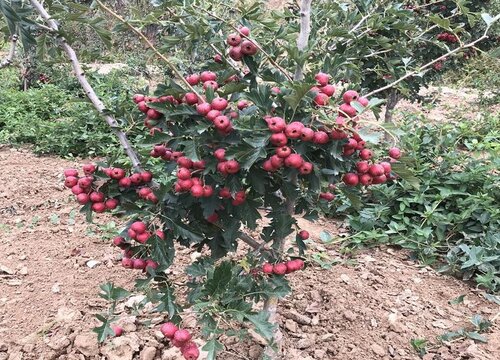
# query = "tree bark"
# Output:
<box><xmin>29</xmin><ymin>0</ymin><xmax>142</xmax><ymax>171</ymax></box>
<box><xmin>384</xmin><ymin>89</ymin><xmax>399</xmax><ymax>141</ymax></box>
<box><xmin>294</xmin><ymin>0</ymin><xmax>312</xmax><ymax>81</ymax></box>
<box><xmin>0</xmin><ymin>35</ymin><xmax>18</xmax><ymax>69</ymax></box>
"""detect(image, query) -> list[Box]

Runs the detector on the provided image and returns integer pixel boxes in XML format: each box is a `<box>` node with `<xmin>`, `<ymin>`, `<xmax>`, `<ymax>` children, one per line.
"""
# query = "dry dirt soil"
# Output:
<box><xmin>0</xmin><ymin>147</ymin><xmax>499</xmax><ymax>360</ymax></box>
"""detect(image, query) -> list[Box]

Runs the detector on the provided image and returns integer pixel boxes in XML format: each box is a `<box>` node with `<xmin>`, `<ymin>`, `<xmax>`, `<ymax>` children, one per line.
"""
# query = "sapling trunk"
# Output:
<box><xmin>384</xmin><ymin>89</ymin><xmax>400</xmax><ymax>141</ymax></box>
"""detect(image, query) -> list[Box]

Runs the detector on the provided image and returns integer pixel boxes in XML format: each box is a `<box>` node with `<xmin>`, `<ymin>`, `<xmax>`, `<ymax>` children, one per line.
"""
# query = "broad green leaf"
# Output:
<box><xmin>202</xmin><ymin>338</ymin><xmax>223</xmax><ymax>360</ymax></box>
<box><xmin>93</xmin><ymin>314</ymin><xmax>115</xmax><ymax>343</ymax></box>
<box><xmin>245</xmin><ymin>312</ymin><xmax>274</xmax><ymax>340</ymax></box>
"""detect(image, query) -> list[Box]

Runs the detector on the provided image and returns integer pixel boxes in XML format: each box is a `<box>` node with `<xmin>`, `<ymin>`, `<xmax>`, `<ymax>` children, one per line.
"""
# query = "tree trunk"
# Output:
<box><xmin>384</xmin><ymin>89</ymin><xmax>400</xmax><ymax>141</ymax></box>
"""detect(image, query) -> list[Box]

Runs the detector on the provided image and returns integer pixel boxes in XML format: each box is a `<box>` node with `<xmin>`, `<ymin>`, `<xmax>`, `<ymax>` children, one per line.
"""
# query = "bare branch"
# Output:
<box><xmin>29</xmin><ymin>0</ymin><xmax>142</xmax><ymax>171</ymax></box>
<box><xmin>294</xmin><ymin>0</ymin><xmax>312</xmax><ymax>81</ymax></box>
<box><xmin>0</xmin><ymin>35</ymin><xmax>18</xmax><ymax>69</ymax></box>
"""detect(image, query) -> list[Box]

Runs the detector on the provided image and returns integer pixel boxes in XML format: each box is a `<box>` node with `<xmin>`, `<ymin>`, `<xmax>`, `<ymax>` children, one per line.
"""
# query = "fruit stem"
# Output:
<box><xmin>29</xmin><ymin>0</ymin><xmax>143</xmax><ymax>171</ymax></box>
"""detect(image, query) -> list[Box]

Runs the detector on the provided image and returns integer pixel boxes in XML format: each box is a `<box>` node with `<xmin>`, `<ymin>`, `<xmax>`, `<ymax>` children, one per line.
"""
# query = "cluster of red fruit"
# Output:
<box><xmin>63</xmin><ymin>165</ymin><xmax>119</xmax><ymax>213</ymax></box>
<box><xmin>336</xmin><ymin>89</ymin><xmax>369</xmax><ymax>122</ymax></box>
<box><xmin>173</xmin><ymin>158</ymin><xmax>214</xmax><ymax>198</ymax></box>
<box><xmin>133</xmin><ymin>94</ymin><xmax>167</xmax><ymax>128</ymax></box>
<box><xmin>262</xmin><ymin>258</ymin><xmax>305</xmax><ymax>275</ymax></box>
<box><xmin>437</xmin><ymin>32</ymin><xmax>458</xmax><ymax>43</ymax></box>
<box><xmin>160</xmin><ymin>322</ymin><xmax>199</xmax><ymax>360</ymax></box>
<box><xmin>342</xmin><ymin>147</ymin><xmax>401</xmax><ymax>186</ymax></box>
<box><xmin>225</xmin><ymin>26</ymin><xmax>258</xmax><ymax>61</ymax></box>
<box><xmin>311</xmin><ymin>72</ymin><xmax>336</xmax><ymax>106</ymax></box>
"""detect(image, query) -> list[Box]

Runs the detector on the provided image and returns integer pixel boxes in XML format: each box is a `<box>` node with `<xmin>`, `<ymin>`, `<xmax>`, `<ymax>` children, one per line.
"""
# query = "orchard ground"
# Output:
<box><xmin>0</xmin><ymin>144</ymin><xmax>499</xmax><ymax>359</ymax></box>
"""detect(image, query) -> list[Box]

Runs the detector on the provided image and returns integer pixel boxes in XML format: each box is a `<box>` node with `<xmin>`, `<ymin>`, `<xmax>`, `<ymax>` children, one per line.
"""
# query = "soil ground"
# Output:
<box><xmin>0</xmin><ymin>146</ymin><xmax>499</xmax><ymax>360</ymax></box>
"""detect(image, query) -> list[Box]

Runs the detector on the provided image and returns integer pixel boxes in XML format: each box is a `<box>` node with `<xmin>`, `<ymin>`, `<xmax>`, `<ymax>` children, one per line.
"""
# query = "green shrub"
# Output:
<box><xmin>345</xmin><ymin>115</ymin><xmax>500</xmax><ymax>292</ymax></box>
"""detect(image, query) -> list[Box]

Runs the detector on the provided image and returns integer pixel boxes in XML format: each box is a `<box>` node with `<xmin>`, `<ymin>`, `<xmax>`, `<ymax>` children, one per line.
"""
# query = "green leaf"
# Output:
<box><xmin>245</xmin><ymin>311</ymin><xmax>274</xmax><ymax>340</ymax></box>
<box><xmin>283</xmin><ymin>82</ymin><xmax>313</xmax><ymax>112</ymax></box>
<box><xmin>465</xmin><ymin>331</ymin><xmax>488</xmax><ymax>343</ymax></box>
<box><xmin>202</xmin><ymin>338</ymin><xmax>224</xmax><ymax>360</ymax></box>
<box><xmin>148</xmin><ymin>233</ymin><xmax>175</xmax><ymax>268</ymax></box>
<box><xmin>482</xmin><ymin>293</ymin><xmax>500</xmax><ymax>305</ymax></box>
<box><xmin>99</xmin><ymin>282</ymin><xmax>130</xmax><ymax>301</ymax></box>
<box><xmin>93</xmin><ymin>314</ymin><xmax>115</xmax><ymax>343</ymax></box>
<box><xmin>449</xmin><ymin>294</ymin><xmax>465</xmax><ymax>305</ymax></box>
<box><xmin>156</xmin><ymin>285</ymin><xmax>181</xmax><ymax>320</ymax></box>
<box><xmin>167</xmin><ymin>218</ymin><xmax>204</xmax><ymax>243</ymax></box>
<box><xmin>205</xmin><ymin>261</ymin><xmax>232</xmax><ymax>296</ymax></box>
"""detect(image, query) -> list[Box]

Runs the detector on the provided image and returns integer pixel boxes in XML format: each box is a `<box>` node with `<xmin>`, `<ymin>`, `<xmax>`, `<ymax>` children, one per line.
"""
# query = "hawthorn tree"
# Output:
<box><xmin>2</xmin><ymin>0</ymin><xmax>499</xmax><ymax>359</ymax></box>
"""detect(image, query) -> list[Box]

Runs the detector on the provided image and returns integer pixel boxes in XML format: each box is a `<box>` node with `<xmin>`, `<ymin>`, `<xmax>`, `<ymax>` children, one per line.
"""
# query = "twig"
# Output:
<box><xmin>191</xmin><ymin>3</ymin><xmax>293</xmax><ymax>81</ymax></box>
<box><xmin>0</xmin><ymin>35</ymin><xmax>18</xmax><ymax>69</ymax></box>
<box><xmin>94</xmin><ymin>0</ymin><xmax>205</xmax><ymax>102</ymax></box>
<box><xmin>294</xmin><ymin>0</ymin><xmax>312</xmax><ymax>80</ymax></box>
<box><xmin>29</xmin><ymin>0</ymin><xmax>143</xmax><ymax>171</ymax></box>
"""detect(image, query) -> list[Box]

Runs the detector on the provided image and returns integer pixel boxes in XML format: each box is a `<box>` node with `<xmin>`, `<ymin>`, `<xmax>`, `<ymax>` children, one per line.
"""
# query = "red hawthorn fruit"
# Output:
<box><xmin>118</xmin><ymin>177</ymin><xmax>132</xmax><ymax>188</ymax></box>
<box><xmin>356</xmin><ymin>161</ymin><xmax>370</xmax><ymax>174</ymax></box>
<box><xmin>227</xmin><ymin>33</ymin><xmax>241</xmax><ymax>46</ymax></box>
<box><xmin>214</xmin><ymin>115</ymin><xmax>231</xmax><ymax>130</ymax></box>
<box><xmin>202</xmin><ymin>185</ymin><xmax>214</xmax><ymax>197</ymax></box>
<box><xmin>200</xmin><ymin>71</ymin><xmax>217</xmax><ymax>82</ymax></box>
<box><xmin>345</xmin><ymin>138</ymin><xmax>358</xmax><ymax>149</ymax></box>
<box><xmin>133</xmin><ymin>258</ymin><xmax>147</xmax><ymax>270</ymax></box>
<box><xmin>154</xmin><ymin>145</ymin><xmax>167</xmax><ymax>156</ymax></box>
<box><xmin>310</xmin><ymin>86</ymin><xmax>321</xmax><ymax>95</ymax></box>
<box><xmin>359</xmin><ymin>149</ymin><xmax>373</xmax><ymax>160</ymax></box>
<box><xmin>185</xmin><ymin>74</ymin><xmax>200</xmax><ymax>86</ymax></box>
<box><xmin>359</xmin><ymin>173</ymin><xmax>373</xmax><ymax>186</ymax></box>
<box><xmin>284</xmin><ymin>154</ymin><xmax>304</xmax><ymax>169</ymax></box>
<box><xmin>91</xmin><ymin>202</ymin><xmax>106</xmax><ymax>213</ymax></box>
<box><xmin>193</xmin><ymin>160</ymin><xmax>206</xmax><ymax>170</ymax></box>
<box><xmin>300</xmin><ymin>127</ymin><xmax>315</xmax><ymax>142</ymax></box>
<box><xmin>331</xmin><ymin>129</ymin><xmax>348</xmax><ymax>140</ymax></box>
<box><xmin>388</xmin><ymin>147</ymin><xmax>401</xmax><ymax>159</ymax></box>
<box><xmin>138</xmin><ymin>187</ymin><xmax>152</xmax><ymax>198</ymax></box>
<box><xmin>177</xmin><ymin>168</ymin><xmax>191</xmax><ymax>180</ymax></box>
<box><xmin>177</xmin><ymin>157</ymin><xmax>194</xmax><ymax>169</ymax></box>
<box><xmin>133</xmin><ymin>94</ymin><xmax>145</xmax><ymax>104</ymax></box>
<box><xmin>229</xmin><ymin>46</ymin><xmax>243</xmax><ymax>61</ymax></box>
<box><xmin>356</xmin><ymin>141</ymin><xmax>366</xmax><ymax>150</ymax></box>
<box><xmin>319</xmin><ymin>192</ymin><xmax>335</xmax><ymax>201</ymax></box>
<box><xmin>273</xmin><ymin>263</ymin><xmax>287</xmax><ymax>275</ymax></box>
<box><xmin>130</xmin><ymin>173</ymin><xmax>142</xmax><ymax>185</ymax></box>
<box><xmin>237</xmin><ymin>100</ymin><xmax>249</xmax><ymax>110</ymax></box>
<box><xmin>181</xmin><ymin>342</ymin><xmax>200</xmax><ymax>360</ymax></box>
<box><xmin>358</xmin><ymin>97</ymin><xmax>369</xmax><ymax>107</ymax></box>
<box><xmin>131</xmin><ymin>221</ymin><xmax>147</xmax><ymax>234</ymax></box>
<box><xmin>137</xmin><ymin>101</ymin><xmax>149</xmax><ymax>113</ymax></box>
<box><xmin>292</xmin><ymin>258</ymin><xmax>305</xmax><ymax>270</ymax></box>
<box><xmin>225</xmin><ymin>160</ymin><xmax>240</xmax><ymax>174</ymax></box>
<box><xmin>313</xmin><ymin>93</ymin><xmax>329</xmax><ymax>106</ymax></box>
<box><xmin>110</xmin><ymin>168</ymin><xmax>126</xmax><ymax>180</ymax></box>
<box><xmin>342</xmin><ymin>90</ymin><xmax>359</xmax><ymax>104</ymax></box>
<box><xmin>339</xmin><ymin>103</ymin><xmax>357</xmax><ymax>118</ymax></box>
<box><xmin>270</xmin><ymin>154</ymin><xmax>284</xmax><ymax>168</ymax></box>
<box><xmin>64</xmin><ymin>169</ymin><xmax>79</xmax><ymax>177</ymax></box>
<box><xmin>82</xmin><ymin>164</ymin><xmax>96</xmax><ymax>174</ymax></box>
<box><xmin>127</xmin><ymin>228</ymin><xmax>137</xmax><ymax>239</ymax></box>
<box><xmin>270</xmin><ymin>133</ymin><xmax>288</xmax><ymax>147</ymax></box>
<box><xmin>214</xmin><ymin>148</ymin><xmax>226</xmax><ymax>161</ymax></box>
<box><xmin>105</xmin><ymin>198</ymin><xmax>119</xmax><ymax>210</ymax></box>
<box><xmin>285</xmin><ymin>122</ymin><xmax>305</xmax><ymax>139</ymax></box>
<box><xmin>76</xmin><ymin>193</ymin><xmax>90</xmax><ymax>205</ymax></box>
<box><xmin>211</xmin><ymin>97</ymin><xmax>228</xmax><ymax>111</ymax></box>
<box><xmin>262</xmin><ymin>160</ymin><xmax>275</xmax><ymax>172</ymax></box>
<box><xmin>171</xmin><ymin>339</ymin><xmax>184</xmax><ymax>348</ymax></box>
<box><xmin>313</xmin><ymin>131</ymin><xmax>330</xmax><ymax>144</ymax></box>
<box><xmin>266</xmin><ymin>116</ymin><xmax>287</xmax><ymax>133</ymax></box>
<box><xmin>315</xmin><ymin>72</ymin><xmax>330</xmax><ymax>86</ymax></box>
<box><xmin>219</xmin><ymin>187</ymin><xmax>231</xmax><ymax>198</ymax></box>
<box><xmin>111</xmin><ymin>325</ymin><xmax>123</xmax><ymax>337</ymax></box>
<box><xmin>299</xmin><ymin>230</ymin><xmax>309</xmax><ymax>240</ymax></box>
<box><xmin>372</xmin><ymin>174</ymin><xmax>387</xmax><ymax>184</ymax></box>
<box><xmin>320</xmin><ymin>84</ymin><xmax>335</xmax><ymax>96</ymax></box>
<box><xmin>241</xmin><ymin>40</ymin><xmax>258</xmax><ymax>55</ymax></box>
<box><xmin>160</xmin><ymin>322</ymin><xmax>178</xmax><ymax>339</ymax></box>
<box><xmin>380</xmin><ymin>161</ymin><xmax>392</xmax><ymax>174</ymax></box>
<box><xmin>64</xmin><ymin>176</ymin><xmax>78</xmax><ymax>188</ymax></box>
<box><xmin>276</xmin><ymin>146</ymin><xmax>292</xmax><ymax>158</ymax></box>
<box><xmin>299</xmin><ymin>162</ymin><xmax>313</xmax><ymax>175</ymax></box>
<box><xmin>206</xmin><ymin>212</ymin><xmax>219</xmax><ymax>223</ymax></box>
<box><xmin>368</xmin><ymin>164</ymin><xmax>385</xmax><ymax>177</ymax></box>
<box><xmin>155</xmin><ymin>230</ymin><xmax>165</xmax><ymax>240</ymax></box>
<box><xmin>89</xmin><ymin>192</ymin><xmax>105</xmax><ymax>203</ymax></box>
<box><xmin>147</xmin><ymin>108</ymin><xmax>162</xmax><ymax>120</ymax></box>
<box><xmin>190</xmin><ymin>184</ymin><xmax>204</xmax><ymax>198</ymax></box>
<box><xmin>78</xmin><ymin>176</ymin><xmax>92</xmax><ymax>189</ymax></box>
<box><xmin>216</xmin><ymin>162</ymin><xmax>228</xmax><ymax>175</ymax></box>
<box><xmin>205</xmin><ymin>109</ymin><xmax>221</xmax><ymax>122</ymax></box>
<box><xmin>170</xmin><ymin>152</ymin><xmax>184</xmax><ymax>161</ymax></box>
<box><xmin>328</xmin><ymin>183</ymin><xmax>336</xmax><ymax>191</ymax></box>
<box><xmin>136</xmin><ymin>232</ymin><xmax>151</xmax><ymax>244</ymax></box>
<box><xmin>178</xmin><ymin>179</ymin><xmax>194</xmax><ymax>191</ymax></box>
<box><xmin>121</xmin><ymin>258</ymin><xmax>133</xmax><ymax>268</ymax></box>
<box><xmin>147</xmin><ymin>193</ymin><xmax>158</xmax><ymax>203</ymax></box>
<box><xmin>184</xmin><ymin>92</ymin><xmax>198</xmax><ymax>105</ymax></box>
<box><xmin>238</xmin><ymin>26</ymin><xmax>250</xmax><ymax>36</ymax></box>
<box><xmin>271</xmin><ymin>86</ymin><xmax>281</xmax><ymax>94</ymax></box>
<box><xmin>262</xmin><ymin>263</ymin><xmax>274</xmax><ymax>274</ymax></box>
<box><xmin>214</xmin><ymin>54</ymin><xmax>223</xmax><ymax>63</ymax></box>
<box><xmin>145</xmin><ymin>259</ymin><xmax>159</xmax><ymax>270</ymax></box>
<box><xmin>141</xmin><ymin>171</ymin><xmax>153</xmax><ymax>183</ymax></box>
<box><xmin>113</xmin><ymin>236</ymin><xmax>126</xmax><ymax>247</ymax></box>
<box><xmin>343</xmin><ymin>147</ymin><xmax>356</xmax><ymax>156</ymax></box>
<box><xmin>343</xmin><ymin>173</ymin><xmax>359</xmax><ymax>186</ymax></box>
<box><xmin>286</xmin><ymin>260</ymin><xmax>297</xmax><ymax>273</ymax></box>
<box><xmin>196</xmin><ymin>103</ymin><xmax>211</xmax><ymax>116</ymax></box>
<box><xmin>173</xmin><ymin>329</ymin><xmax>192</xmax><ymax>344</ymax></box>
<box><xmin>203</xmin><ymin>80</ymin><xmax>218</xmax><ymax>91</ymax></box>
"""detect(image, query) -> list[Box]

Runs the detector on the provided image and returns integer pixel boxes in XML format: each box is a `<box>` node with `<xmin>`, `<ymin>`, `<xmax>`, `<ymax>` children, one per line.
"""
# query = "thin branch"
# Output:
<box><xmin>365</xmin><ymin>26</ymin><xmax>496</xmax><ymax>98</ymax></box>
<box><xmin>294</xmin><ymin>0</ymin><xmax>312</xmax><ymax>81</ymax></box>
<box><xmin>191</xmin><ymin>4</ymin><xmax>293</xmax><ymax>81</ymax></box>
<box><xmin>29</xmin><ymin>0</ymin><xmax>142</xmax><ymax>171</ymax></box>
<box><xmin>94</xmin><ymin>0</ymin><xmax>205</xmax><ymax>102</ymax></box>
<box><xmin>0</xmin><ymin>35</ymin><xmax>18</xmax><ymax>69</ymax></box>
<box><xmin>238</xmin><ymin>233</ymin><xmax>264</xmax><ymax>250</ymax></box>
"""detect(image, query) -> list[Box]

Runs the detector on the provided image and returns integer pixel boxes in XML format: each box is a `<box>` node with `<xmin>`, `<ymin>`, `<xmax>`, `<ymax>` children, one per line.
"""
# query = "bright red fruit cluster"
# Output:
<box><xmin>63</xmin><ymin>165</ymin><xmax>119</xmax><ymax>213</ymax></box>
<box><xmin>437</xmin><ymin>32</ymin><xmax>458</xmax><ymax>43</ymax></box>
<box><xmin>226</xmin><ymin>26</ymin><xmax>258</xmax><ymax>61</ymax></box>
<box><xmin>160</xmin><ymin>322</ymin><xmax>199</xmax><ymax>360</ymax></box>
<box><xmin>311</xmin><ymin>72</ymin><xmax>336</xmax><ymax>106</ymax></box>
<box><xmin>262</xmin><ymin>259</ymin><xmax>305</xmax><ymax>275</ymax></box>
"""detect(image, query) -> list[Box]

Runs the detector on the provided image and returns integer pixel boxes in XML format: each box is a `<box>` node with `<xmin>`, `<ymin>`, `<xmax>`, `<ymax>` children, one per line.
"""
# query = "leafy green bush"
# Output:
<box><xmin>0</xmin><ymin>68</ymin><xmax>142</xmax><ymax>157</ymax></box>
<box><xmin>346</xmin><ymin>115</ymin><xmax>500</xmax><ymax>292</ymax></box>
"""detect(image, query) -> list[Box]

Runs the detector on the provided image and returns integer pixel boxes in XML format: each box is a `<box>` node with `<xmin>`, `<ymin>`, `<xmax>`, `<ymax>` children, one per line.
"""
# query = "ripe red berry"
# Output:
<box><xmin>214</xmin><ymin>148</ymin><xmax>226</xmax><ymax>161</ymax></box>
<box><xmin>285</xmin><ymin>122</ymin><xmax>305</xmax><ymax>139</ymax></box>
<box><xmin>133</xmin><ymin>258</ymin><xmax>147</xmax><ymax>270</ymax></box>
<box><xmin>315</xmin><ymin>72</ymin><xmax>330</xmax><ymax>86</ymax></box>
<box><xmin>368</xmin><ymin>164</ymin><xmax>385</xmax><ymax>177</ymax></box>
<box><xmin>313</xmin><ymin>93</ymin><xmax>329</xmax><ymax>106</ymax></box>
<box><xmin>313</xmin><ymin>131</ymin><xmax>330</xmax><ymax>144</ymax></box>
<box><xmin>359</xmin><ymin>173</ymin><xmax>373</xmax><ymax>186</ymax></box>
<box><xmin>276</xmin><ymin>146</ymin><xmax>292</xmax><ymax>158</ymax></box>
<box><xmin>320</xmin><ymin>84</ymin><xmax>335</xmax><ymax>96</ymax></box>
<box><xmin>145</xmin><ymin>259</ymin><xmax>159</xmax><ymax>270</ymax></box>
<box><xmin>205</xmin><ymin>109</ymin><xmax>221</xmax><ymax>122</ymax></box>
<box><xmin>237</xmin><ymin>100</ymin><xmax>248</xmax><ymax>110</ymax></box>
<box><xmin>64</xmin><ymin>169</ymin><xmax>79</xmax><ymax>177</ymax></box>
<box><xmin>229</xmin><ymin>46</ymin><xmax>243</xmax><ymax>61</ymax></box>
<box><xmin>190</xmin><ymin>184</ymin><xmax>204</xmax><ymax>198</ymax></box>
<box><xmin>140</xmin><ymin>171</ymin><xmax>153</xmax><ymax>183</ymax></box>
<box><xmin>331</xmin><ymin>129</ymin><xmax>348</xmax><ymax>140</ymax></box>
<box><xmin>202</xmin><ymin>185</ymin><xmax>214</xmax><ymax>197</ymax></box>
<box><xmin>270</xmin><ymin>155</ymin><xmax>284</xmax><ymax>169</ymax></box>
<box><xmin>225</xmin><ymin>160</ymin><xmax>240</xmax><ymax>174</ymax></box>
<box><xmin>203</xmin><ymin>80</ymin><xmax>218</xmax><ymax>91</ymax></box>
<box><xmin>137</xmin><ymin>101</ymin><xmax>149</xmax><ymax>113</ymax></box>
<box><xmin>133</xmin><ymin>94</ymin><xmax>145</xmax><ymax>104</ymax></box>
<box><xmin>64</xmin><ymin>176</ymin><xmax>78</xmax><ymax>188</ymax></box>
<box><xmin>262</xmin><ymin>263</ymin><xmax>274</xmax><ymax>274</ymax></box>
<box><xmin>200</xmin><ymin>71</ymin><xmax>217</xmax><ymax>82</ymax></box>
<box><xmin>298</xmin><ymin>230</ymin><xmax>309</xmax><ymax>240</ymax></box>
<box><xmin>147</xmin><ymin>108</ymin><xmax>162</xmax><ymax>120</ymax></box>
<box><xmin>284</xmin><ymin>154</ymin><xmax>304</xmax><ymax>169</ymax></box>
<box><xmin>90</xmin><ymin>191</ymin><xmax>105</xmax><ymax>203</ymax></box>
<box><xmin>173</xmin><ymin>329</ymin><xmax>192</xmax><ymax>344</ymax></box>
<box><xmin>110</xmin><ymin>168</ymin><xmax>126</xmax><ymax>180</ymax></box>
<box><xmin>184</xmin><ymin>92</ymin><xmax>198</xmax><ymax>105</ymax></box>
<box><xmin>196</xmin><ymin>103</ymin><xmax>211</xmax><ymax>116</ymax></box>
<box><xmin>214</xmin><ymin>54</ymin><xmax>223</xmax><ymax>63</ymax></box>
<box><xmin>160</xmin><ymin>322</ymin><xmax>178</xmax><ymax>339</ymax></box>
<box><xmin>262</xmin><ymin>160</ymin><xmax>275</xmax><ymax>172</ymax></box>
<box><xmin>177</xmin><ymin>168</ymin><xmax>191</xmax><ymax>180</ymax></box>
<box><xmin>339</xmin><ymin>103</ymin><xmax>357</xmax><ymax>117</ymax></box>
<box><xmin>380</xmin><ymin>161</ymin><xmax>392</xmax><ymax>174</ymax></box>
<box><xmin>359</xmin><ymin>149</ymin><xmax>373</xmax><ymax>160</ymax></box>
<box><xmin>299</xmin><ymin>162</ymin><xmax>313</xmax><ymax>175</ymax></box>
<box><xmin>343</xmin><ymin>90</ymin><xmax>359</xmax><ymax>104</ymax></box>
<box><xmin>266</xmin><ymin>116</ymin><xmax>286</xmax><ymax>133</ymax></box>
<box><xmin>111</xmin><ymin>325</ymin><xmax>123</xmax><ymax>337</ymax></box>
<box><xmin>273</xmin><ymin>263</ymin><xmax>287</xmax><ymax>275</ymax></box>
<box><xmin>219</xmin><ymin>187</ymin><xmax>231</xmax><ymax>199</ymax></box>
<box><xmin>211</xmin><ymin>97</ymin><xmax>228</xmax><ymax>111</ymax></box>
<box><xmin>238</xmin><ymin>26</ymin><xmax>250</xmax><ymax>36</ymax></box>
<box><xmin>185</xmin><ymin>74</ymin><xmax>200</xmax><ymax>85</ymax></box>
<box><xmin>214</xmin><ymin>115</ymin><xmax>231</xmax><ymax>130</ymax></box>
<box><xmin>358</xmin><ymin>96</ymin><xmax>369</xmax><ymax>106</ymax></box>
<box><xmin>319</xmin><ymin>192</ymin><xmax>335</xmax><ymax>201</ymax></box>
<box><xmin>343</xmin><ymin>173</ymin><xmax>359</xmax><ymax>186</ymax></box>
<box><xmin>181</xmin><ymin>342</ymin><xmax>200</xmax><ymax>360</ymax></box>
<box><xmin>240</xmin><ymin>40</ymin><xmax>258</xmax><ymax>55</ymax></box>
<box><xmin>91</xmin><ymin>202</ymin><xmax>106</xmax><ymax>213</ymax></box>
<box><xmin>131</xmin><ymin>221</ymin><xmax>147</xmax><ymax>234</ymax></box>
<box><xmin>136</xmin><ymin>232</ymin><xmax>151</xmax><ymax>244</ymax></box>
<box><xmin>388</xmin><ymin>147</ymin><xmax>401</xmax><ymax>159</ymax></box>
<box><xmin>113</xmin><ymin>236</ymin><xmax>126</xmax><ymax>247</ymax></box>
<box><xmin>227</xmin><ymin>33</ymin><xmax>241</xmax><ymax>46</ymax></box>
<box><xmin>300</xmin><ymin>127</ymin><xmax>315</xmax><ymax>142</ymax></box>
<box><xmin>206</xmin><ymin>212</ymin><xmax>219</xmax><ymax>223</ymax></box>
<box><xmin>82</xmin><ymin>164</ymin><xmax>96</xmax><ymax>175</ymax></box>
<box><xmin>372</xmin><ymin>174</ymin><xmax>388</xmax><ymax>184</ymax></box>
<box><xmin>177</xmin><ymin>157</ymin><xmax>194</xmax><ymax>169</ymax></box>
<box><xmin>356</xmin><ymin>161</ymin><xmax>370</xmax><ymax>174</ymax></box>
<box><xmin>270</xmin><ymin>133</ymin><xmax>288</xmax><ymax>147</ymax></box>
<box><xmin>105</xmin><ymin>198</ymin><xmax>119</xmax><ymax>210</ymax></box>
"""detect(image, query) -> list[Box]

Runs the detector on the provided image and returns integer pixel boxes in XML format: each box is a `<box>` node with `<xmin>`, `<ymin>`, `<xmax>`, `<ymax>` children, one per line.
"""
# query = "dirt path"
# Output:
<box><xmin>0</xmin><ymin>147</ymin><xmax>498</xmax><ymax>359</ymax></box>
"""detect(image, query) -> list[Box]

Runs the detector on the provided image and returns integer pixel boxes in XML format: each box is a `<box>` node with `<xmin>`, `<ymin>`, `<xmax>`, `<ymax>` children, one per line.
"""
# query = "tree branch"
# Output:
<box><xmin>29</xmin><ymin>0</ymin><xmax>142</xmax><ymax>171</ymax></box>
<box><xmin>0</xmin><ymin>35</ymin><xmax>18</xmax><ymax>69</ymax></box>
<box><xmin>294</xmin><ymin>0</ymin><xmax>312</xmax><ymax>81</ymax></box>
